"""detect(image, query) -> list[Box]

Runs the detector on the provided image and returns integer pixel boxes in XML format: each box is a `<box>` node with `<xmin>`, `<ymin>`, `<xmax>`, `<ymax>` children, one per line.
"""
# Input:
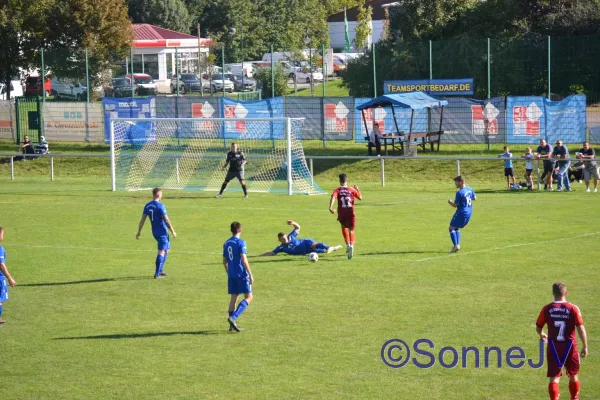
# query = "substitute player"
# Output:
<box><xmin>259</xmin><ymin>220</ymin><xmax>342</xmax><ymax>257</ymax></box>
<box><xmin>0</xmin><ymin>227</ymin><xmax>17</xmax><ymax>327</ymax></box>
<box><xmin>216</xmin><ymin>143</ymin><xmax>248</xmax><ymax>198</ymax></box>
<box><xmin>224</xmin><ymin>221</ymin><xmax>254</xmax><ymax>332</ymax></box>
<box><xmin>136</xmin><ymin>188</ymin><xmax>177</xmax><ymax>279</ymax></box>
<box><xmin>536</xmin><ymin>282</ymin><xmax>588</xmax><ymax>400</ymax></box>
<box><xmin>447</xmin><ymin>176</ymin><xmax>476</xmax><ymax>253</ymax></box>
<box><xmin>329</xmin><ymin>173</ymin><xmax>362</xmax><ymax>259</ymax></box>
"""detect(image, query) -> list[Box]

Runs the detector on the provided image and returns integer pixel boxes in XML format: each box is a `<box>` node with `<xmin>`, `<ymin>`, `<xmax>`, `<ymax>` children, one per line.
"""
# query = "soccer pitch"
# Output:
<box><xmin>0</xmin><ymin>177</ymin><xmax>598</xmax><ymax>399</ymax></box>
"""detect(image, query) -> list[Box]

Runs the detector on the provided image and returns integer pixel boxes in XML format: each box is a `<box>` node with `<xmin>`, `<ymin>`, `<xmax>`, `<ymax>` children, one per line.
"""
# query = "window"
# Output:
<box><xmin>143</xmin><ymin>54</ymin><xmax>159</xmax><ymax>79</ymax></box>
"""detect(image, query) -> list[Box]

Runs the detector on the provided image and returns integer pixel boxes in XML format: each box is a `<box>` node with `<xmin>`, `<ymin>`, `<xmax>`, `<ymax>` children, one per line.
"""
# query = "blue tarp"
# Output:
<box><xmin>355</xmin><ymin>92</ymin><xmax>448</xmax><ymax>111</ymax></box>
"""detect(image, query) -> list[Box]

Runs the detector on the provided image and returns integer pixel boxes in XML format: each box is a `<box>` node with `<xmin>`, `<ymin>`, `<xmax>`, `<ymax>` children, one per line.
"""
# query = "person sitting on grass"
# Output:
<box><xmin>16</xmin><ymin>135</ymin><xmax>34</xmax><ymax>161</ymax></box>
<box><xmin>34</xmin><ymin>136</ymin><xmax>49</xmax><ymax>155</ymax></box>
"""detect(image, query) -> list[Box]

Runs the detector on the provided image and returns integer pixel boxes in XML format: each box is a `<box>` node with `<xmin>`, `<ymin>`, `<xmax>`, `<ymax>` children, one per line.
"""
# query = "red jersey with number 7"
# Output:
<box><xmin>332</xmin><ymin>186</ymin><xmax>361</xmax><ymax>217</ymax></box>
<box><xmin>536</xmin><ymin>301</ymin><xmax>583</xmax><ymax>345</ymax></box>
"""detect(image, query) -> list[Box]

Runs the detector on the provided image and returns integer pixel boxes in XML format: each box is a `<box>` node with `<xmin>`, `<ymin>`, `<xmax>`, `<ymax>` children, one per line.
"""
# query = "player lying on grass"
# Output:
<box><xmin>259</xmin><ymin>220</ymin><xmax>342</xmax><ymax>257</ymax></box>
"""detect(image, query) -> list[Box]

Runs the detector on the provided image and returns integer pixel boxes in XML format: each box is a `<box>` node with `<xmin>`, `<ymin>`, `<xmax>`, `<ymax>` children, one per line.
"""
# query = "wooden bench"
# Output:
<box><xmin>398</xmin><ymin>131</ymin><xmax>444</xmax><ymax>153</ymax></box>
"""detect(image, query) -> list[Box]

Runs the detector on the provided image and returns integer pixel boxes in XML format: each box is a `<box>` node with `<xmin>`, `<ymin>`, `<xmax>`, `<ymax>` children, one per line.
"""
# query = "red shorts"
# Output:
<box><xmin>546</xmin><ymin>343</ymin><xmax>580</xmax><ymax>377</ymax></box>
<box><xmin>337</xmin><ymin>213</ymin><xmax>356</xmax><ymax>230</ymax></box>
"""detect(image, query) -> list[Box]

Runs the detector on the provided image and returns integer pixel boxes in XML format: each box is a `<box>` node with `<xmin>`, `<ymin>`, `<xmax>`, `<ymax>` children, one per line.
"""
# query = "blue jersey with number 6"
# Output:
<box><xmin>143</xmin><ymin>200</ymin><xmax>168</xmax><ymax>237</ymax></box>
<box><xmin>455</xmin><ymin>186</ymin><xmax>475</xmax><ymax>216</ymax></box>
<box><xmin>223</xmin><ymin>237</ymin><xmax>248</xmax><ymax>279</ymax></box>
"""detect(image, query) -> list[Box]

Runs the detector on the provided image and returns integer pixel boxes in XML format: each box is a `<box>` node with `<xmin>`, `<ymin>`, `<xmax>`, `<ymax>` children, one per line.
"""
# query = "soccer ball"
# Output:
<box><xmin>308</xmin><ymin>252</ymin><xmax>319</xmax><ymax>262</ymax></box>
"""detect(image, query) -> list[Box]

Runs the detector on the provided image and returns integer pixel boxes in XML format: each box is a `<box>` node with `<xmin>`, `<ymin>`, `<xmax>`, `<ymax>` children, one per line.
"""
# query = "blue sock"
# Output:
<box><xmin>449</xmin><ymin>230</ymin><xmax>457</xmax><ymax>246</ymax></box>
<box><xmin>160</xmin><ymin>252</ymin><xmax>168</xmax><ymax>274</ymax></box>
<box><xmin>155</xmin><ymin>254</ymin><xmax>165</xmax><ymax>277</ymax></box>
<box><xmin>228</xmin><ymin>311</ymin><xmax>233</xmax><ymax>318</ymax></box>
<box><xmin>456</xmin><ymin>230</ymin><xmax>461</xmax><ymax>245</ymax></box>
<box><xmin>232</xmin><ymin>299</ymin><xmax>248</xmax><ymax>320</ymax></box>
<box><xmin>314</xmin><ymin>248</ymin><xmax>326</xmax><ymax>253</ymax></box>
<box><xmin>315</xmin><ymin>243</ymin><xmax>328</xmax><ymax>250</ymax></box>
<box><xmin>0</xmin><ymin>304</ymin><xmax>3</xmax><ymax>317</ymax></box>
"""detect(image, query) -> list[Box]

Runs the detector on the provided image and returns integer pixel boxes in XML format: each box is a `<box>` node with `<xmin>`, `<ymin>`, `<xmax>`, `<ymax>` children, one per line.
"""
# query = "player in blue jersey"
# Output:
<box><xmin>259</xmin><ymin>220</ymin><xmax>342</xmax><ymax>257</ymax></box>
<box><xmin>136</xmin><ymin>188</ymin><xmax>177</xmax><ymax>279</ymax></box>
<box><xmin>447</xmin><ymin>176</ymin><xmax>477</xmax><ymax>253</ymax></box>
<box><xmin>224</xmin><ymin>221</ymin><xmax>254</xmax><ymax>332</ymax></box>
<box><xmin>0</xmin><ymin>227</ymin><xmax>17</xmax><ymax>327</ymax></box>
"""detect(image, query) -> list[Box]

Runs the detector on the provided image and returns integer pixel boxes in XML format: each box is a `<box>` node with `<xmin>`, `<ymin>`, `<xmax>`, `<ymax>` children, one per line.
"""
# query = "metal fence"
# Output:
<box><xmin>2</xmin><ymin>96</ymin><xmax>600</xmax><ymax>146</ymax></box>
<box><xmin>3</xmin><ymin>153</ymin><xmax>599</xmax><ymax>192</ymax></box>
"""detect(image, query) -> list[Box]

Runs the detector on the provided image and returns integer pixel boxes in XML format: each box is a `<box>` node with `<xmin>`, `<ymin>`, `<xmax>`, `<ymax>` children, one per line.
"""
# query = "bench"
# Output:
<box><xmin>398</xmin><ymin>131</ymin><xmax>444</xmax><ymax>153</ymax></box>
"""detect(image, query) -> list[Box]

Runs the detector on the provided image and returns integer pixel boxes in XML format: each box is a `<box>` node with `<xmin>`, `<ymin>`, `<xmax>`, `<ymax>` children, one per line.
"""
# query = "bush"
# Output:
<box><xmin>254</xmin><ymin>64</ymin><xmax>289</xmax><ymax>98</ymax></box>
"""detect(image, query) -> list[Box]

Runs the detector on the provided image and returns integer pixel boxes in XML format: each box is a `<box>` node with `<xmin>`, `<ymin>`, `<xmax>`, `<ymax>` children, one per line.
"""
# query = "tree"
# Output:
<box><xmin>0</xmin><ymin>0</ymin><xmax>53</xmax><ymax>99</ymax></box>
<box><xmin>129</xmin><ymin>0</ymin><xmax>193</xmax><ymax>33</ymax></box>
<box><xmin>44</xmin><ymin>0</ymin><xmax>133</xmax><ymax>88</ymax></box>
<box><xmin>353</xmin><ymin>1</ymin><xmax>372</xmax><ymax>51</ymax></box>
<box><xmin>253</xmin><ymin>64</ymin><xmax>288</xmax><ymax>98</ymax></box>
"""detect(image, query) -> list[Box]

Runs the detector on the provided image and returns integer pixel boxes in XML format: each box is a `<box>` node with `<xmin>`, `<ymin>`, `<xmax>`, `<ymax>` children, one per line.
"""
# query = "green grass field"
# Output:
<box><xmin>0</xmin><ymin>148</ymin><xmax>598</xmax><ymax>399</ymax></box>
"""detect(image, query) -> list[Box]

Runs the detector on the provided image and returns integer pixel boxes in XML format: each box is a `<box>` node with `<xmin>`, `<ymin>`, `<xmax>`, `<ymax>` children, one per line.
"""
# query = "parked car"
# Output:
<box><xmin>105</xmin><ymin>77</ymin><xmax>133</xmax><ymax>98</ymax></box>
<box><xmin>0</xmin><ymin>80</ymin><xmax>24</xmax><ymax>100</ymax></box>
<box><xmin>292</xmin><ymin>68</ymin><xmax>324</xmax><ymax>83</ymax></box>
<box><xmin>126</xmin><ymin>73</ymin><xmax>158</xmax><ymax>95</ymax></box>
<box><xmin>225</xmin><ymin>73</ymin><xmax>256</xmax><ymax>92</ymax></box>
<box><xmin>50</xmin><ymin>77</ymin><xmax>87</xmax><ymax>100</ymax></box>
<box><xmin>225</xmin><ymin>63</ymin><xmax>256</xmax><ymax>78</ymax></box>
<box><xmin>24</xmin><ymin>76</ymin><xmax>51</xmax><ymax>96</ymax></box>
<box><xmin>170</xmin><ymin>73</ymin><xmax>209</xmax><ymax>94</ymax></box>
<box><xmin>210</xmin><ymin>74</ymin><xmax>234</xmax><ymax>93</ymax></box>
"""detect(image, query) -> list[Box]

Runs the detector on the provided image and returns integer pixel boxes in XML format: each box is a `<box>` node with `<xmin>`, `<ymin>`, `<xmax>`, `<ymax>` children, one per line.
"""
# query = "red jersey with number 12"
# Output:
<box><xmin>332</xmin><ymin>186</ymin><xmax>361</xmax><ymax>217</ymax></box>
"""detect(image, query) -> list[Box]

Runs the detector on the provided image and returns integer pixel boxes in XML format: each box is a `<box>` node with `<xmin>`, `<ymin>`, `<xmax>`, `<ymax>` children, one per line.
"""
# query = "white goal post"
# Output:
<box><xmin>109</xmin><ymin>117</ymin><xmax>324</xmax><ymax>195</ymax></box>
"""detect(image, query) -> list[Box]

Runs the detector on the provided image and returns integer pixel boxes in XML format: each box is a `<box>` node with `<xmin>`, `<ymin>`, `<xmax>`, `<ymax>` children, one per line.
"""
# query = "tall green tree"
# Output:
<box><xmin>353</xmin><ymin>1</ymin><xmax>372</xmax><ymax>50</ymax></box>
<box><xmin>45</xmin><ymin>0</ymin><xmax>133</xmax><ymax>87</ymax></box>
<box><xmin>129</xmin><ymin>0</ymin><xmax>192</xmax><ymax>33</ymax></box>
<box><xmin>0</xmin><ymin>0</ymin><xmax>53</xmax><ymax>99</ymax></box>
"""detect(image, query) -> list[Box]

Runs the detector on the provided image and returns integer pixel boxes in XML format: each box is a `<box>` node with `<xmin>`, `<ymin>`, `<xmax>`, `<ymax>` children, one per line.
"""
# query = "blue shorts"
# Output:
<box><xmin>154</xmin><ymin>235</ymin><xmax>170</xmax><ymax>251</ymax></box>
<box><xmin>0</xmin><ymin>276</ymin><xmax>8</xmax><ymax>302</ymax></box>
<box><xmin>228</xmin><ymin>277</ymin><xmax>252</xmax><ymax>295</ymax></box>
<box><xmin>450</xmin><ymin>213</ymin><xmax>471</xmax><ymax>229</ymax></box>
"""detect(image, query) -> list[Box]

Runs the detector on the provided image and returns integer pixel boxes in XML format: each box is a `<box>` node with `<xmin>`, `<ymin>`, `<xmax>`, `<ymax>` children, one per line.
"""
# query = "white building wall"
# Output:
<box><xmin>328</xmin><ymin>20</ymin><xmax>386</xmax><ymax>50</ymax></box>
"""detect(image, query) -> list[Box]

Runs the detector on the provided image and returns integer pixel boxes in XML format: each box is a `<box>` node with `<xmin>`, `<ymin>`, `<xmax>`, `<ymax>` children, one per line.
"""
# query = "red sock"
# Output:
<box><xmin>548</xmin><ymin>382</ymin><xmax>560</xmax><ymax>400</ymax></box>
<box><xmin>341</xmin><ymin>228</ymin><xmax>350</xmax><ymax>244</ymax></box>
<box><xmin>349</xmin><ymin>231</ymin><xmax>355</xmax><ymax>245</ymax></box>
<box><xmin>569</xmin><ymin>380</ymin><xmax>580</xmax><ymax>399</ymax></box>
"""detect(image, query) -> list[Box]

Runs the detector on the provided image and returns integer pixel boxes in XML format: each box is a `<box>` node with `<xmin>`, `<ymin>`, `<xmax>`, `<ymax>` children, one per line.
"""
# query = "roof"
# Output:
<box><xmin>327</xmin><ymin>0</ymin><xmax>390</xmax><ymax>22</ymax></box>
<box><xmin>356</xmin><ymin>92</ymin><xmax>448</xmax><ymax>110</ymax></box>
<box><xmin>134</xmin><ymin>24</ymin><xmax>197</xmax><ymax>41</ymax></box>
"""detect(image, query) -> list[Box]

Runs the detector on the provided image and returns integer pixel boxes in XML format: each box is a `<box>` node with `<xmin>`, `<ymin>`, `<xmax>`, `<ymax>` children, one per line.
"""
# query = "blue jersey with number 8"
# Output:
<box><xmin>455</xmin><ymin>186</ymin><xmax>475</xmax><ymax>216</ymax></box>
<box><xmin>223</xmin><ymin>237</ymin><xmax>248</xmax><ymax>278</ymax></box>
<box><xmin>143</xmin><ymin>200</ymin><xmax>168</xmax><ymax>237</ymax></box>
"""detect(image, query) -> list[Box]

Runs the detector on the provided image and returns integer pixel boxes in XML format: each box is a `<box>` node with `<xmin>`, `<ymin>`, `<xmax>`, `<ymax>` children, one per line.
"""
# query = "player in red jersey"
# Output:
<box><xmin>536</xmin><ymin>282</ymin><xmax>588</xmax><ymax>400</ymax></box>
<box><xmin>329</xmin><ymin>173</ymin><xmax>362</xmax><ymax>259</ymax></box>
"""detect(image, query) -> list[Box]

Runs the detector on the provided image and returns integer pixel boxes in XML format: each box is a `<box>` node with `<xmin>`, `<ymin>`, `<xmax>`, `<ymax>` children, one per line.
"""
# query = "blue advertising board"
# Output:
<box><xmin>506</xmin><ymin>95</ymin><xmax>586</xmax><ymax>144</ymax></box>
<box><xmin>221</xmin><ymin>97</ymin><xmax>285</xmax><ymax>139</ymax></box>
<box><xmin>102</xmin><ymin>97</ymin><xmax>156</xmax><ymax>144</ymax></box>
<box><xmin>384</xmin><ymin>79</ymin><xmax>474</xmax><ymax>96</ymax></box>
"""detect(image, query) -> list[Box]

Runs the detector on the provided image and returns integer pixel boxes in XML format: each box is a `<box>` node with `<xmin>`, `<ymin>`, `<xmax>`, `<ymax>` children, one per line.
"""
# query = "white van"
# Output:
<box><xmin>0</xmin><ymin>80</ymin><xmax>24</xmax><ymax>100</ymax></box>
<box><xmin>225</xmin><ymin>63</ymin><xmax>255</xmax><ymax>78</ymax></box>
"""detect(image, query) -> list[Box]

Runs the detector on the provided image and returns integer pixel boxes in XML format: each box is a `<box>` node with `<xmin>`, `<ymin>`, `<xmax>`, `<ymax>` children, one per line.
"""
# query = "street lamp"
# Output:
<box><xmin>303</xmin><ymin>35</ymin><xmax>313</xmax><ymax>96</ymax></box>
<box><xmin>231</xmin><ymin>27</ymin><xmax>245</xmax><ymax>92</ymax></box>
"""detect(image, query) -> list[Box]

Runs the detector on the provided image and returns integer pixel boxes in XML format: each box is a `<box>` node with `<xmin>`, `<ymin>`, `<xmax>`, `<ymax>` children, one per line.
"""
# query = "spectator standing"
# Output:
<box><xmin>522</xmin><ymin>147</ymin><xmax>534</xmax><ymax>191</ymax></box>
<box><xmin>498</xmin><ymin>146</ymin><xmax>515</xmax><ymax>189</ymax></box>
<box><xmin>553</xmin><ymin>139</ymin><xmax>571</xmax><ymax>192</ymax></box>
<box><xmin>577</xmin><ymin>141</ymin><xmax>599</xmax><ymax>193</ymax></box>
<box><xmin>536</xmin><ymin>139</ymin><xmax>555</xmax><ymax>191</ymax></box>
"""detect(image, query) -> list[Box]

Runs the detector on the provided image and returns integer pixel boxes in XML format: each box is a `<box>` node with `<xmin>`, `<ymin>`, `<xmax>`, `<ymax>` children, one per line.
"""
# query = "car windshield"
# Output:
<box><xmin>135</xmin><ymin>77</ymin><xmax>153</xmax><ymax>84</ymax></box>
<box><xmin>180</xmin><ymin>74</ymin><xmax>199</xmax><ymax>80</ymax></box>
<box><xmin>112</xmin><ymin>79</ymin><xmax>127</xmax><ymax>86</ymax></box>
<box><xmin>211</xmin><ymin>74</ymin><xmax>227</xmax><ymax>80</ymax></box>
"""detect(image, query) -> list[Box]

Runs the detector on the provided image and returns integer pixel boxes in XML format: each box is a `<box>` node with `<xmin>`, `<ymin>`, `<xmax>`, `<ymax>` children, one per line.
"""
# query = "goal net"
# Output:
<box><xmin>109</xmin><ymin>117</ymin><xmax>324</xmax><ymax>195</ymax></box>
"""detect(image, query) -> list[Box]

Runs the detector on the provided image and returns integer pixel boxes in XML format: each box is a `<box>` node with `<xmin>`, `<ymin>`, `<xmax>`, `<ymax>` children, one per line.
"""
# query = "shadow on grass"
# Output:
<box><xmin>55</xmin><ymin>331</ymin><xmax>221</xmax><ymax>340</ymax></box>
<box><xmin>20</xmin><ymin>276</ymin><xmax>151</xmax><ymax>287</ymax></box>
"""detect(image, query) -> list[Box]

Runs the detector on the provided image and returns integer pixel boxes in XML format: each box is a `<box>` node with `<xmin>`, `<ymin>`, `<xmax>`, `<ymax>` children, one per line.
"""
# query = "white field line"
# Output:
<box><xmin>8</xmin><ymin>243</ymin><xmax>221</xmax><ymax>256</ymax></box>
<box><xmin>413</xmin><ymin>231</ymin><xmax>600</xmax><ymax>263</ymax></box>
